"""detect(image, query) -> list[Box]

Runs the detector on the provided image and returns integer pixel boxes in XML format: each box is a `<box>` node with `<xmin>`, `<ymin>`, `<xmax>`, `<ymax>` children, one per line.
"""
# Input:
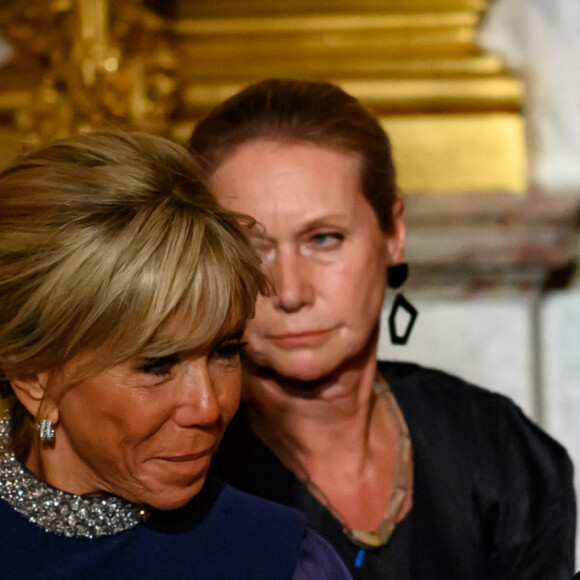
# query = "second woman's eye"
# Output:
<box><xmin>140</xmin><ymin>354</ymin><xmax>180</xmax><ymax>378</ymax></box>
<box><xmin>310</xmin><ymin>232</ymin><xmax>344</xmax><ymax>249</ymax></box>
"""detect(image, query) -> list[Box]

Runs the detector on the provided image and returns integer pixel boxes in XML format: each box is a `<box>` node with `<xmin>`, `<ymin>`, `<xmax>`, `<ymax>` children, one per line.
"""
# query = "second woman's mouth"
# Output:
<box><xmin>268</xmin><ymin>329</ymin><xmax>334</xmax><ymax>348</ymax></box>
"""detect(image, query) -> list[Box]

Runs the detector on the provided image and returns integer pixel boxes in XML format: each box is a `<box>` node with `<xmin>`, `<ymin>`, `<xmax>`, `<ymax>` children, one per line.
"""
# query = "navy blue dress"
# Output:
<box><xmin>0</xmin><ymin>476</ymin><xmax>352</xmax><ymax>579</ymax></box>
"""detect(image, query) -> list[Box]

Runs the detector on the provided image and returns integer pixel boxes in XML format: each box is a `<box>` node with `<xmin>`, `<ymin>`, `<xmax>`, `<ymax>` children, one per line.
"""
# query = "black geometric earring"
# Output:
<box><xmin>387</xmin><ymin>263</ymin><xmax>418</xmax><ymax>345</ymax></box>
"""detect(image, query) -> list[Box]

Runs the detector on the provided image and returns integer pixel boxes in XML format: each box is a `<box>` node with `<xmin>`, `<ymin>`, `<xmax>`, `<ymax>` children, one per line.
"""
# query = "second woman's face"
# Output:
<box><xmin>210</xmin><ymin>140</ymin><xmax>405</xmax><ymax>383</ymax></box>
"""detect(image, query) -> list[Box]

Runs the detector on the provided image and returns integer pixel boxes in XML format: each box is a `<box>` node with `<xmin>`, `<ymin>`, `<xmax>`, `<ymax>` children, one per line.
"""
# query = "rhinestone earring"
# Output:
<box><xmin>36</xmin><ymin>419</ymin><xmax>55</xmax><ymax>442</ymax></box>
<box><xmin>387</xmin><ymin>263</ymin><xmax>418</xmax><ymax>345</ymax></box>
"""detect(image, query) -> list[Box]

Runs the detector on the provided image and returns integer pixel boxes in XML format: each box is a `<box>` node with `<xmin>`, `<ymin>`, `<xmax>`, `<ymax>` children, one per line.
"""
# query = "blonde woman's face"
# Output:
<box><xmin>39</xmin><ymin>328</ymin><xmax>243</xmax><ymax>510</ymax></box>
<box><xmin>210</xmin><ymin>140</ymin><xmax>405</xmax><ymax>383</ymax></box>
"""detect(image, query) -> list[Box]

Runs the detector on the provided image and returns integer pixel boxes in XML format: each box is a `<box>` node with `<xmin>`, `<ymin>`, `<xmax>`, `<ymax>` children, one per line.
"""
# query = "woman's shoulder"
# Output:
<box><xmin>379</xmin><ymin>360</ymin><xmax>572</xmax><ymax>469</ymax></box>
<box><xmin>291</xmin><ymin>528</ymin><xmax>352</xmax><ymax>580</ymax></box>
<box><xmin>149</xmin><ymin>478</ymin><xmax>350</xmax><ymax>579</ymax></box>
<box><xmin>159</xmin><ymin>476</ymin><xmax>307</xmax><ymax>536</ymax></box>
<box><xmin>206</xmin><ymin>476</ymin><xmax>307</xmax><ymax>529</ymax></box>
<box><xmin>0</xmin><ymin>480</ymin><xmax>329</xmax><ymax>580</ymax></box>
<box><xmin>204</xmin><ymin>481</ymin><xmax>352</xmax><ymax>579</ymax></box>
<box><xmin>380</xmin><ymin>361</ymin><xmax>575</xmax><ymax>579</ymax></box>
<box><xmin>380</xmin><ymin>359</ymin><xmax>511</xmax><ymax>405</ymax></box>
<box><xmin>381</xmin><ymin>359</ymin><xmax>531</xmax><ymax>421</ymax></box>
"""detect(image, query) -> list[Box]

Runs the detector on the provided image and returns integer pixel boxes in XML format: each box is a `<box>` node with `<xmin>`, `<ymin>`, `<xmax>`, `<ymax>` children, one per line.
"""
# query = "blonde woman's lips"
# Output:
<box><xmin>159</xmin><ymin>450</ymin><xmax>213</xmax><ymax>462</ymax></box>
<box><xmin>269</xmin><ymin>329</ymin><xmax>333</xmax><ymax>347</ymax></box>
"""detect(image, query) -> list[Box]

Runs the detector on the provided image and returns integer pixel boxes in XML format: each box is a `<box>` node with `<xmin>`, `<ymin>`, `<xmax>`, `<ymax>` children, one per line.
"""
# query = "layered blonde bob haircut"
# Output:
<box><xmin>0</xmin><ymin>130</ymin><xmax>268</xmax><ymax>451</ymax></box>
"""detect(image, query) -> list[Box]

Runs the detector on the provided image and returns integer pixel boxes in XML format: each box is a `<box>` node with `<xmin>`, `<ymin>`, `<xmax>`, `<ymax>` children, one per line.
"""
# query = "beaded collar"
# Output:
<box><xmin>0</xmin><ymin>413</ymin><xmax>150</xmax><ymax>538</ymax></box>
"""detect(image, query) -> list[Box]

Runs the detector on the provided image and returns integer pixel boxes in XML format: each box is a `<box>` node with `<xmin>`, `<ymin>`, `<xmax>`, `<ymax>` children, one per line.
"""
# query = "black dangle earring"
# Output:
<box><xmin>387</xmin><ymin>263</ymin><xmax>418</xmax><ymax>345</ymax></box>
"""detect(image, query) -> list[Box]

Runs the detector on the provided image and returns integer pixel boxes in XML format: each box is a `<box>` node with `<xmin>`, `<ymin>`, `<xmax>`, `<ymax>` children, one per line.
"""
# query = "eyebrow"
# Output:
<box><xmin>138</xmin><ymin>326</ymin><xmax>246</xmax><ymax>360</ymax></box>
<box><xmin>300</xmin><ymin>214</ymin><xmax>348</xmax><ymax>229</ymax></box>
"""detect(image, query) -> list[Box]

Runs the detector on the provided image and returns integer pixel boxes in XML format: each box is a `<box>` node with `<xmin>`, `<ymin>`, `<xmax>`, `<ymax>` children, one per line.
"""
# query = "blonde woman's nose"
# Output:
<box><xmin>173</xmin><ymin>361</ymin><xmax>222</xmax><ymax>428</ymax></box>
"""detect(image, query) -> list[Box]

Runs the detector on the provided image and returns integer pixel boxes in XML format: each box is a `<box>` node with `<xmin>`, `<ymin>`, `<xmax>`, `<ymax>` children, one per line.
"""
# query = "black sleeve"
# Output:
<box><xmin>480</xmin><ymin>395</ymin><xmax>575</xmax><ymax>580</ymax></box>
<box><xmin>383</xmin><ymin>361</ymin><xmax>576</xmax><ymax>580</ymax></box>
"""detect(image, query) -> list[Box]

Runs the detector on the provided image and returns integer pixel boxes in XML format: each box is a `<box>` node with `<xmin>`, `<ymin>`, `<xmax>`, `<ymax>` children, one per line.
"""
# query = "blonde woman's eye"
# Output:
<box><xmin>212</xmin><ymin>341</ymin><xmax>246</xmax><ymax>362</ymax></box>
<box><xmin>140</xmin><ymin>354</ymin><xmax>180</xmax><ymax>377</ymax></box>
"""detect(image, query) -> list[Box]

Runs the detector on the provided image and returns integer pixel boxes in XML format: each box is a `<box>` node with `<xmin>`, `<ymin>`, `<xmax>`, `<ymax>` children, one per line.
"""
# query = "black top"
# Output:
<box><xmin>214</xmin><ymin>362</ymin><xmax>576</xmax><ymax>579</ymax></box>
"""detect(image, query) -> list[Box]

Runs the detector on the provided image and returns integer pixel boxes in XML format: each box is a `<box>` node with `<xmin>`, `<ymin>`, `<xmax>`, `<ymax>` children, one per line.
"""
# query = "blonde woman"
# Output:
<box><xmin>0</xmin><ymin>130</ymin><xmax>351</xmax><ymax>579</ymax></box>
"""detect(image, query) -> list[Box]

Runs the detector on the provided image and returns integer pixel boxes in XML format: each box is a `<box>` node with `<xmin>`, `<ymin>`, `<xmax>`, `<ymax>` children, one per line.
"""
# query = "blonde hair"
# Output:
<box><xmin>0</xmin><ymin>130</ymin><xmax>268</xmax><ymax>452</ymax></box>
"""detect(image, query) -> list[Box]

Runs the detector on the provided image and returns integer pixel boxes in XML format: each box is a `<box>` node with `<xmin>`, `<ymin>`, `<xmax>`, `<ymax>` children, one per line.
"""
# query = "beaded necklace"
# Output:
<box><xmin>0</xmin><ymin>413</ymin><xmax>150</xmax><ymax>538</ymax></box>
<box><xmin>261</xmin><ymin>376</ymin><xmax>413</xmax><ymax>556</ymax></box>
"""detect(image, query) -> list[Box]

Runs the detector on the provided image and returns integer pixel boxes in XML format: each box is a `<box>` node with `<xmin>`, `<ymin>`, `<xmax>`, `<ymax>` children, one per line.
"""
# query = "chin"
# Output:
<box><xmin>266</xmin><ymin>353</ymin><xmax>342</xmax><ymax>384</ymax></box>
<box><xmin>140</xmin><ymin>480</ymin><xmax>206</xmax><ymax>511</ymax></box>
<box><xmin>250</xmin><ymin>339</ymin><xmax>374</xmax><ymax>385</ymax></box>
<box><xmin>280</xmin><ymin>366</ymin><xmax>332</xmax><ymax>384</ymax></box>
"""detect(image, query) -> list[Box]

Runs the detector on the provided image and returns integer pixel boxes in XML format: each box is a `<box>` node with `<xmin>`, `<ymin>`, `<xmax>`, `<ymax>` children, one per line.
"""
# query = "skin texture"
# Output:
<box><xmin>12</xmin><ymin>329</ymin><xmax>243</xmax><ymax>511</ymax></box>
<box><xmin>209</xmin><ymin>139</ymin><xmax>412</xmax><ymax>531</ymax></box>
<box><xmin>210</xmin><ymin>140</ymin><xmax>405</xmax><ymax>385</ymax></box>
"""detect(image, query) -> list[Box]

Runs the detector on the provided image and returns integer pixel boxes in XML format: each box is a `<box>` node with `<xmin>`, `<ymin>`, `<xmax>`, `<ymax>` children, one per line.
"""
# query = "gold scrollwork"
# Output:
<box><xmin>0</xmin><ymin>0</ymin><xmax>178</xmax><ymax>145</ymax></box>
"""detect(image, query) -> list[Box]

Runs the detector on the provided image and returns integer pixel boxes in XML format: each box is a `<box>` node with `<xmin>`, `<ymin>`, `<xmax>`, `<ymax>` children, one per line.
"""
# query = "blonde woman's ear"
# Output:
<box><xmin>7</xmin><ymin>370</ymin><xmax>52</xmax><ymax>417</ymax></box>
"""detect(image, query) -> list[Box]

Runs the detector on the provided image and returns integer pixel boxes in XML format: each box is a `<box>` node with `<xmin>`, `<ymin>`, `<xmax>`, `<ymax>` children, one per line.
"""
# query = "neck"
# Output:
<box><xmin>242</xmin><ymin>349</ymin><xmax>414</xmax><ymax>534</ymax></box>
<box><xmin>242</xmin><ymin>349</ymin><xmax>383</xmax><ymax>472</ymax></box>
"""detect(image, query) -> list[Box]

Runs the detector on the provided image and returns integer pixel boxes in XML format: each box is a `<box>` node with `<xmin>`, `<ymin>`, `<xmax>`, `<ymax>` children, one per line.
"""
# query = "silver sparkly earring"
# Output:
<box><xmin>36</xmin><ymin>419</ymin><xmax>55</xmax><ymax>442</ymax></box>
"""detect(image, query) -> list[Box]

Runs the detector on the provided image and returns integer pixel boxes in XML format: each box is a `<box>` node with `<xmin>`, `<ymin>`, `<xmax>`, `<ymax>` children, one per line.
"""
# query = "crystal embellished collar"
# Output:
<box><xmin>0</xmin><ymin>413</ymin><xmax>150</xmax><ymax>538</ymax></box>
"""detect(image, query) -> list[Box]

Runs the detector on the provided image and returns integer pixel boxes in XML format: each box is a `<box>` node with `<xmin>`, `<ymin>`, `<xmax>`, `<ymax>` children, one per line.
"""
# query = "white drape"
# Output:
<box><xmin>478</xmin><ymin>0</ymin><xmax>580</xmax><ymax>190</ymax></box>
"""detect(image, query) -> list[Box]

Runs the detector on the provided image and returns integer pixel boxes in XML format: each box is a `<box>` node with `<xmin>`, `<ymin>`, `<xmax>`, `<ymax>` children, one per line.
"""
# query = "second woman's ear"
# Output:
<box><xmin>385</xmin><ymin>198</ymin><xmax>406</xmax><ymax>264</ymax></box>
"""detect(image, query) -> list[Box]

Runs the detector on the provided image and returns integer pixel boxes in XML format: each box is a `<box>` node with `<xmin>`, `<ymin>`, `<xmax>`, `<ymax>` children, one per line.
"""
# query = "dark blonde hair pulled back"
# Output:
<box><xmin>190</xmin><ymin>78</ymin><xmax>399</xmax><ymax>233</ymax></box>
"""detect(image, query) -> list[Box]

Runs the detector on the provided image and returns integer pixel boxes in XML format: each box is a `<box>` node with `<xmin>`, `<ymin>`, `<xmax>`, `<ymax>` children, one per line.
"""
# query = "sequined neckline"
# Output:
<box><xmin>0</xmin><ymin>413</ymin><xmax>150</xmax><ymax>538</ymax></box>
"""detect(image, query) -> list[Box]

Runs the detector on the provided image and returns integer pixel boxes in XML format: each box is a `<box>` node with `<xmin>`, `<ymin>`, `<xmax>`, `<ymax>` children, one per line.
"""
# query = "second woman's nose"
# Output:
<box><xmin>270</xmin><ymin>249</ymin><xmax>314</xmax><ymax>313</ymax></box>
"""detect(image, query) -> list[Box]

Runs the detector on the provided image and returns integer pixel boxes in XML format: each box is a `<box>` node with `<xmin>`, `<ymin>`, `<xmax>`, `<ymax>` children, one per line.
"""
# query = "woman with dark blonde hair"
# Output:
<box><xmin>190</xmin><ymin>79</ymin><xmax>575</xmax><ymax>579</ymax></box>
<box><xmin>0</xmin><ymin>130</ymin><xmax>351</xmax><ymax>579</ymax></box>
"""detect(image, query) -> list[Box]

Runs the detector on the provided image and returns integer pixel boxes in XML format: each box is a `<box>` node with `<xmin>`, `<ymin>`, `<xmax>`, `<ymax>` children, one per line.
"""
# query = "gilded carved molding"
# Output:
<box><xmin>0</xmin><ymin>0</ymin><xmax>178</xmax><ymax>144</ymax></box>
<box><xmin>0</xmin><ymin>0</ymin><xmax>526</xmax><ymax>192</ymax></box>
